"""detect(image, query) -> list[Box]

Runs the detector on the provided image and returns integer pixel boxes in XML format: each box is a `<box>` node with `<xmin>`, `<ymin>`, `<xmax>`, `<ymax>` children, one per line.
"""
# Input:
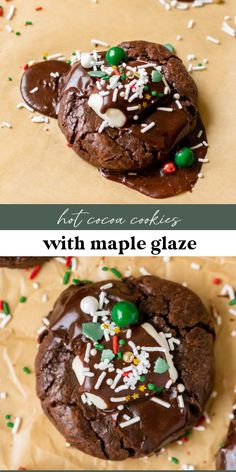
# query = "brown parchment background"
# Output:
<box><xmin>0</xmin><ymin>0</ymin><xmax>236</xmax><ymax>204</ymax></box>
<box><xmin>0</xmin><ymin>256</ymin><xmax>236</xmax><ymax>470</ymax></box>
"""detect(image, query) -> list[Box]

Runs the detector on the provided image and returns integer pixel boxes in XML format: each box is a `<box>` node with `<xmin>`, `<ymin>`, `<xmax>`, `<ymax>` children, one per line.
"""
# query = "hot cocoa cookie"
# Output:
<box><xmin>36</xmin><ymin>276</ymin><xmax>214</xmax><ymax>460</ymax></box>
<box><xmin>21</xmin><ymin>41</ymin><xmax>208</xmax><ymax>199</ymax></box>
<box><xmin>0</xmin><ymin>257</ymin><xmax>48</xmax><ymax>269</ymax></box>
<box><xmin>216</xmin><ymin>408</ymin><xmax>236</xmax><ymax>470</ymax></box>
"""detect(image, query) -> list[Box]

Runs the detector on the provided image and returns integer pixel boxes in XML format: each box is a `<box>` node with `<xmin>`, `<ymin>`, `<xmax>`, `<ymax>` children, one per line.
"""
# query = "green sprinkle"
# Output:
<box><xmin>72</xmin><ymin>278</ymin><xmax>81</xmax><ymax>285</ymax></box>
<box><xmin>151</xmin><ymin>70</ymin><xmax>162</xmax><ymax>83</ymax></box>
<box><xmin>63</xmin><ymin>271</ymin><xmax>71</xmax><ymax>285</ymax></box>
<box><xmin>117</xmin><ymin>351</ymin><xmax>123</xmax><ymax>359</ymax></box>
<box><xmin>171</xmin><ymin>457</ymin><xmax>179</xmax><ymax>465</ymax></box>
<box><xmin>66</xmin><ymin>60</ymin><xmax>71</xmax><ymax>65</ymax></box>
<box><xmin>101</xmin><ymin>349</ymin><xmax>115</xmax><ymax>362</ymax></box>
<box><xmin>19</xmin><ymin>296</ymin><xmax>27</xmax><ymax>303</ymax></box>
<box><xmin>88</xmin><ymin>70</ymin><xmax>109</xmax><ymax>78</ymax></box>
<box><xmin>119</xmin><ymin>339</ymin><xmax>125</xmax><ymax>345</ymax></box>
<box><xmin>151</xmin><ymin>90</ymin><xmax>158</xmax><ymax>97</ymax></box>
<box><xmin>16</xmin><ymin>31</ymin><xmax>21</xmax><ymax>36</ymax></box>
<box><xmin>154</xmin><ymin>357</ymin><xmax>169</xmax><ymax>374</ymax></box>
<box><xmin>5</xmin><ymin>415</ymin><xmax>11</xmax><ymax>420</ymax></box>
<box><xmin>81</xmin><ymin>279</ymin><xmax>92</xmax><ymax>284</ymax></box>
<box><xmin>229</xmin><ymin>298</ymin><xmax>236</xmax><ymax>306</ymax></box>
<box><xmin>94</xmin><ymin>343</ymin><xmax>104</xmax><ymax>350</ymax></box>
<box><xmin>25</xmin><ymin>21</ymin><xmax>33</xmax><ymax>25</ymax></box>
<box><xmin>164</xmin><ymin>43</ymin><xmax>175</xmax><ymax>53</ymax></box>
<box><xmin>155</xmin><ymin>386</ymin><xmax>164</xmax><ymax>393</ymax></box>
<box><xmin>8</xmin><ymin>77</ymin><xmax>13</xmax><ymax>81</ymax></box>
<box><xmin>119</xmin><ymin>67</ymin><xmax>124</xmax><ymax>72</ymax></box>
<box><xmin>43</xmin><ymin>56</ymin><xmax>47</xmax><ymax>60</ymax></box>
<box><xmin>147</xmin><ymin>383</ymin><xmax>156</xmax><ymax>391</ymax></box>
<box><xmin>23</xmin><ymin>366</ymin><xmax>31</xmax><ymax>375</ymax></box>
<box><xmin>102</xmin><ymin>267</ymin><xmax>109</xmax><ymax>271</ymax></box>
<box><xmin>3</xmin><ymin>302</ymin><xmax>9</xmax><ymax>315</ymax></box>
<box><xmin>82</xmin><ymin>322</ymin><xmax>103</xmax><ymax>342</ymax></box>
<box><xmin>144</xmin><ymin>85</ymin><xmax>149</xmax><ymax>91</ymax></box>
<box><xmin>198</xmin><ymin>63</ymin><xmax>202</xmax><ymax>67</ymax></box>
<box><xmin>157</xmin><ymin>92</ymin><xmax>164</xmax><ymax>98</ymax></box>
<box><xmin>6</xmin><ymin>422</ymin><xmax>14</xmax><ymax>429</ymax></box>
<box><xmin>110</xmin><ymin>268</ymin><xmax>122</xmax><ymax>279</ymax></box>
<box><xmin>139</xmin><ymin>375</ymin><xmax>145</xmax><ymax>382</ymax></box>
<box><xmin>185</xmin><ymin>430</ymin><xmax>191</xmax><ymax>438</ymax></box>
<box><xmin>121</xmin><ymin>74</ymin><xmax>126</xmax><ymax>80</ymax></box>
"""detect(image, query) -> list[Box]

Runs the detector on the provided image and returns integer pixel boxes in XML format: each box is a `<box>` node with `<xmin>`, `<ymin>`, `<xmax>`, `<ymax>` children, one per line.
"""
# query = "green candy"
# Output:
<box><xmin>164</xmin><ymin>43</ymin><xmax>175</xmax><ymax>53</ymax></box>
<box><xmin>175</xmin><ymin>147</ymin><xmax>194</xmax><ymax>168</ymax></box>
<box><xmin>82</xmin><ymin>322</ymin><xmax>103</xmax><ymax>342</ymax></box>
<box><xmin>101</xmin><ymin>349</ymin><xmax>115</xmax><ymax>362</ymax></box>
<box><xmin>111</xmin><ymin>301</ymin><xmax>140</xmax><ymax>328</ymax></box>
<box><xmin>154</xmin><ymin>357</ymin><xmax>169</xmax><ymax>374</ymax></box>
<box><xmin>106</xmin><ymin>46</ymin><xmax>127</xmax><ymax>66</ymax></box>
<box><xmin>147</xmin><ymin>383</ymin><xmax>156</xmax><ymax>391</ymax></box>
<box><xmin>151</xmin><ymin>70</ymin><xmax>162</xmax><ymax>83</ymax></box>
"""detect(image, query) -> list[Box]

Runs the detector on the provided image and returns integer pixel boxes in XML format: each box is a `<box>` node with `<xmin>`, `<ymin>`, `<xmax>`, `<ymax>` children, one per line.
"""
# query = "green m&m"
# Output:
<box><xmin>106</xmin><ymin>47</ymin><xmax>127</xmax><ymax>66</ymax></box>
<box><xmin>111</xmin><ymin>301</ymin><xmax>140</xmax><ymax>328</ymax></box>
<box><xmin>175</xmin><ymin>147</ymin><xmax>194</xmax><ymax>168</ymax></box>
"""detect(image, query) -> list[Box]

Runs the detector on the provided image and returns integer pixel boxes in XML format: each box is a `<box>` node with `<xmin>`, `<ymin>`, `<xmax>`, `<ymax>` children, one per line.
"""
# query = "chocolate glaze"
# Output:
<box><xmin>216</xmin><ymin>416</ymin><xmax>236</xmax><ymax>470</ymax></box>
<box><xmin>101</xmin><ymin>116</ymin><xmax>206</xmax><ymax>198</ymax></box>
<box><xmin>49</xmin><ymin>281</ymin><xmax>171</xmax><ymax>410</ymax></box>
<box><xmin>36</xmin><ymin>276</ymin><xmax>215</xmax><ymax>460</ymax></box>
<box><xmin>58</xmin><ymin>58</ymin><xmax>195</xmax><ymax>157</ymax></box>
<box><xmin>21</xmin><ymin>60</ymin><xmax>70</xmax><ymax>118</ymax></box>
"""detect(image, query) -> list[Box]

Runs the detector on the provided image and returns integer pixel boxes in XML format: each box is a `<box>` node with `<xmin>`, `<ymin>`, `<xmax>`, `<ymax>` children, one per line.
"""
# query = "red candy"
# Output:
<box><xmin>213</xmin><ymin>277</ymin><xmax>221</xmax><ymax>285</ymax></box>
<box><xmin>0</xmin><ymin>6</ymin><xmax>3</xmax><ymax>16</ymax></box>
<box><xmin>161</xmin><ymin>161</ymin><xmax>176</xmax><ymax>175</ymax></box>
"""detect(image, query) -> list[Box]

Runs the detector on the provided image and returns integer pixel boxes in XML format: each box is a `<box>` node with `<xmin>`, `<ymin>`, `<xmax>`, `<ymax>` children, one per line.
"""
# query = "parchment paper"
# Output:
<box><xmin>0</xmin><ymin>0</ymin><xmax>235</xmax><ymax>204</ymax></box>
<box><xmin>0</xmin><ymin>256</ymin><xmax>235</xmax><ymax>470</ymax></box>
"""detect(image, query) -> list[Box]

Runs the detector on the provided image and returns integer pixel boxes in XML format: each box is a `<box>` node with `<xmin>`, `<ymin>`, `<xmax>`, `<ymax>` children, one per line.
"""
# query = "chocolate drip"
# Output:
<box><xmin>101</xmin><ymin>116</ymin><xmax>206</xmax><ymax>198</ymax></box>
<box><xmin>21</xmin><ymin>60</ymin><xmax>70</xmax><ymax>118</ymax></box>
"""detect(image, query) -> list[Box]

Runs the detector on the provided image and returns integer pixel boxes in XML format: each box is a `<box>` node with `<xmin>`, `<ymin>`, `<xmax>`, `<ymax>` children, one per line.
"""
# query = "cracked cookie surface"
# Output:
<box><xmin>0</xmin><ymin>257</ymin><xmax>49</xmax><ymax>269</ymax></box>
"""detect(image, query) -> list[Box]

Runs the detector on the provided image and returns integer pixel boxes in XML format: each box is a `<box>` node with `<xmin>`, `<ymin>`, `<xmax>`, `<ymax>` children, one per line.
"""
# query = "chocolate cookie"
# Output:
<box><xmin>21</xmin><ymin>41</ymin><xmax>208</xmax><ymax>199</ymax></box>
<box><xmin>216</xmin><ymin>409</ymin><xmax>236</xmax><ymax>470</ymax></box>
<box><xmin>0</xmin><ymin>257</ymin><xmax>48</xmax><ymax>269</ymax></box>
<box><xmin>36</xmin><ymin>276</ymin><xmax>214</xmax><ymax>460</ymax></box>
